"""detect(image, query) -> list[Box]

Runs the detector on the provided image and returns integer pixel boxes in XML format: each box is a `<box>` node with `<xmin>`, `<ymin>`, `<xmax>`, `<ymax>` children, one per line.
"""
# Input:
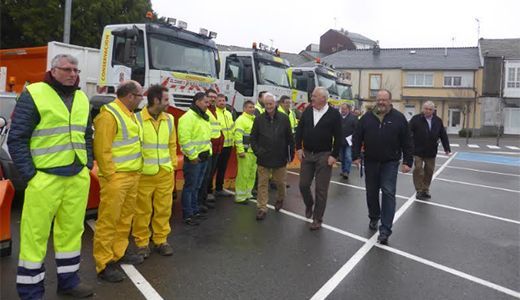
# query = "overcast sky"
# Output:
<box><xmin>152</xmin><ymin>0</ymin><xmax>517</xmax><ymax>53</ymax></box>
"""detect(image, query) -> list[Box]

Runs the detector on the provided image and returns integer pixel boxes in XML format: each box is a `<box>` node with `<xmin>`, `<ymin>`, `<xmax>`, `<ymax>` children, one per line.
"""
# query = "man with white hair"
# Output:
<box><xmin>250</xmin><ymin>93</ymin><xmax>294</xmax><ymax>220</ymax></box>
<box><xmin>9</xmin><ymin>54</ymin><xmax>94</xmax><ymax>298</ymax></box>
<box><xmin>296</xmin><ymin>87</ymin><xmax>342</xmax><ymax>230</ymax></box>
<box><xmin>409</xmin><ymin>101</ymin><xmax>451</xmax><ymax>200</ymax></box>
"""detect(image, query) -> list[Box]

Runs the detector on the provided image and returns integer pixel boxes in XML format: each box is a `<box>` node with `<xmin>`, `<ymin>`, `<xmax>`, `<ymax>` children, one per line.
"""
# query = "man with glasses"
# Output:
<box><xmin>9</xmin><ymin>54</ymin><xmax>94</xmax><ymax>299</ymax></box>
<box><xmin>93</xmin><ymin>80</ymin><xmax>145</xmax><ymax>282</ymax></box>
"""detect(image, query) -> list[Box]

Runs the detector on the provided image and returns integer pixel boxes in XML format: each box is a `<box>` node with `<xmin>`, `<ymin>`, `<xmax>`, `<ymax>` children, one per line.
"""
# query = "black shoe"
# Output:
<box><xmin>199</xmin><ymin>205</ymin><xmax>209</xmax><ymax>213</ymax></box>
<box><xmin>424</xmin><ymin>192</ymin><xmax>432</xmax><ymax>199</ymax></box>
<box><xmin>154</xmin><ymin>243</ymin><xmax>173</xmax><ymax>256</ymax></box>
<box><xmin>369</xmin><ymin>219</ymin><xmax>378</xmax><ymax>230</ymax></box>
<box><xmin>341</xmin><ymin>173</ymin><xmax>349</xmax><ymax>180</ymax></box>
<box><xmin>119</xmin><ymin>252</ymin><xmax>144</xmax><ymax>265</ymax></box>
<box><xmin>194</xmin><ymin>213</ymin><xmax>207</xmax><ymax>220</ymax></box>
<box><xmin>252</xmin><ymin>189</ymin><xmax>258</xmax><ymax>197</ymax></box>
<box><xmin>415</xmin><ymin>192</ymin><xmax>428</xmax><ymax>200</ymax></box>
<box><xmin>305</xmin><ymin>206</ymin><xmax>313</xmax><ymax>219</ymax></box>
<box><xmin>377</xmin><ymin>233</ymin><xmax>389</xmax><ymax>245</ymax></box>
<box><xmin>286</xmin><ymin>184</ymin><xmax>290</xmax><ymax>188</ymax></box>
<box><xmin>206</xmin><ymin>202</ymin><xmax>215</xmax><ymax>209</ymax></box>
<box><xmin>98</xmin><ymin>263</ymin><xmax>126</xmax><ymax>282</ymax></box>
<box><xmin>184</xmin><ymin>218</ymin><xmax>200</xmax><ymax>226</ymax></box>
<box><xmin>58</xmin><ymin>282</ymin><xmax>94</xmax><ymax>297</ymax></box>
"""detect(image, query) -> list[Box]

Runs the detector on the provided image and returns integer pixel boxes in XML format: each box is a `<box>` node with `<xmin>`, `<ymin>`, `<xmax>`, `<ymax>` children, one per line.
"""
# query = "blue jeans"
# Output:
<box><xmin>364</xmin><ymin>160</ymin><xmax>399</xmax><ymax>236</ymax></box>
<box><xmin>182</xmin><ymin>159</ymin><xmax>208</xmax><ymax>219</ymax></box>
<box><xmin>340</xmin><ymin>145</ymin><xmax>352</xmax><ymax>174</ymax></box>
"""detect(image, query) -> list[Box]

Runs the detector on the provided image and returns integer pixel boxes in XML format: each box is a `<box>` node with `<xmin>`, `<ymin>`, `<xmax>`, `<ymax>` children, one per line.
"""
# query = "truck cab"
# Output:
<box><xmin>218</xmin><ymin>44</ymin><xmax>293</xmax><ymax>113</ymax></box>
<box><xmin>288</xmin><ymin>64</ymin><xmax>340</xmax><ymax>110</ymax></box>
<box><xmin>92</xmin><ymin>21</ymin><xmax>220</xmax><ymax>115</ymax></box>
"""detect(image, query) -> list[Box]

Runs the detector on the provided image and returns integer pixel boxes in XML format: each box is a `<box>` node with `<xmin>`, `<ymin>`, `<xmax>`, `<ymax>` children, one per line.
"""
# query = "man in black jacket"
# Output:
<box><xmin>409</xmin><ymin>101</ymin><xmax>451</xmax><ymax>200</ymax></box>
<box><xmin>339</xmin><ymin>103</ymin><xmax>358</xmax><ymax>179</ymax></box>
<box><xmin>250</xmin><ymin>93</ymin><xmax>294</xmax><ymax>220</ymax></box>
<box><xmin>352</xmin><ymin>89</ymin><xmax>412</xmax><ymax>245</ymax></box>
<box><xmin>296</xmin><ymin>87</ymin><xmax>342</xmax><ymax>230</ymax></box>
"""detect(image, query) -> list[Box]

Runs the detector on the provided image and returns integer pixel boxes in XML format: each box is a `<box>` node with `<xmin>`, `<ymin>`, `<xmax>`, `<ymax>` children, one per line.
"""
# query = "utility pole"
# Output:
<box><xmin>63</xmin><ymin>0</ymin><xmax>72</xmax><ymax>44</ymax></box>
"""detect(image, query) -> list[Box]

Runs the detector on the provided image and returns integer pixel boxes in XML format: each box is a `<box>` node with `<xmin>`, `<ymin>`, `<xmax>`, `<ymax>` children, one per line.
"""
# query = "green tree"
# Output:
<box><xmin>1</xmin><ymin>0</ymin><xmax>153</xmax><ymax>49</ymax></box>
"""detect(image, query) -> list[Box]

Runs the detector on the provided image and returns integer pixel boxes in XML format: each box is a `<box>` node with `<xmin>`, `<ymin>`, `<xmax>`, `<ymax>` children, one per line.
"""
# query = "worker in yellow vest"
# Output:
<box><xmin>277</xmin><ymin>95</ymin><xmax>298</xmax><ymax>134</ymax></box>
<box><xmin>234</xmin><ymin>100</ymin><xmax>257</xmax><ymax>203</ymax></box>
<box><xmin>8</xmin><ymin>54</ymin><xmax>94</xmax><ymax>299</ymax></box>
<box><xmin>210</xmin><ymin>93</ymin><xmax>235</xmax><ymax>198</ymax></box>
<box><xmin>132</xmin><ymin>85</ymin><xmax>177</xmax><ymax>258</ymax></box>
<box><xmin>93</xmin><ymin>81</ymin><xmax>144</xmax><ymax>283</ymax></box>
<box><xmin>178</xmin><ymin>92</ymin><xmax>212</xmax><ymax>226</ymax></box>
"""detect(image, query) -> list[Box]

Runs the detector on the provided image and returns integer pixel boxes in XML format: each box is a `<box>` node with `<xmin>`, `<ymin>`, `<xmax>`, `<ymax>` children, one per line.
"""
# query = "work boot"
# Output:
<box><xmin>215</xmin><ymin>190</ymin><xmax>233</xmax><ymax>197</ymax></box>
<box><xmin>119</xmin><ymin>252</ymin><xmax>144</xmax><ymax>265</ymax></box>
<box><xmin>154</xmin><ymin>243</ymin><xmax>173</xmax><ymax>256</ymax></box>
<box><xmin>58</xmin><ymin>282</ymin><xmax>94</xmax><ymax>298</ymax></box>
<box><xmin>207</xmin><ymin>194</ymin><xmax>216</xmax><ymax>203</ymax></box>
<box><xmin>184</xmin><ymin>218</ymin><xmax>199</xmax><ymax>226</ymax></box>
<box><xmin>415</xmin><ymin>192</ymin><xmax>428</xmax><ymax>200</ymax></box>
<box><xmin>377</xmin><ymin>233</ymin><xmax>389</xmax><ymax>245</ymax></box>
<box><xmin>424</xmin><ymin>191</ymin><xmax>432</xmax><ymax>199</ymax></box>
<box><xmin>199</xmin><ymin>205</ymin><xmax>209</xmax><ymax>213</ymax></box>
<box><xmin>341</xmin><ymin>173</ymin><xmax>349</xmax><ymax>180</ymax></box>
<box><xmin>136</xmin><ymin>245</ymin><xmax>151</xmax><ymax>259</ymax></box>
<box><xmin>98</xmin><ymin>262</ymin><xmax>125</xmax><ymax>282</ymax></box>
<box><xmin>256</xmin><ymin>210</ymin><xmax>266</xmax><ymax>221</ymax></box>
<box><xmin>274</xmin><ymin>200</ymin><xmax>283</xmax><ymax>212</ymax></box>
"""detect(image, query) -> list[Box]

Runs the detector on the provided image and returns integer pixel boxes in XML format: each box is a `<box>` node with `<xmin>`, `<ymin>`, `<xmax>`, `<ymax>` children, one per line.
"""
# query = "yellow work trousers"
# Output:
<box><xmin>93</xmin><ymin>172</ymin><xmax>140</xmax><ymax>273</ymax></box>
<box><xmin>132</xmin><ymin>168</ymin><xmax>174</xmax><ymax>247</ymax></box>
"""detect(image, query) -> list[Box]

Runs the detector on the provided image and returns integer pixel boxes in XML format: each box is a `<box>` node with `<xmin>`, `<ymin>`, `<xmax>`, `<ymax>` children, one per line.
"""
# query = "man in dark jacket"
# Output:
<box><xmin>8</xmin><ymin>54</ymin><xmax>94</xmax><ymax>299</ymax></box>
<box><xmin>352</xmin><ymin>89</ymin><xmax>412</xmax><ymax>245</ymax></box>
<box><xmin>409</xmin><ymin>101</ymin><xmax>451</xmax><ymax>200</ymax></box>
<box><xmin>296</xmin><ymin>87</ymin><xmax>342</xmax><ymax>230</ymax></box>
<box><xmin>250</xmin><ymin>93</ymin><xmax>294</xmax><ymax>220</ymax></box>
<box><xmin>339</xmin><ymin>103</ymin><xmax>358</xmax><ymax>179</ymax></box>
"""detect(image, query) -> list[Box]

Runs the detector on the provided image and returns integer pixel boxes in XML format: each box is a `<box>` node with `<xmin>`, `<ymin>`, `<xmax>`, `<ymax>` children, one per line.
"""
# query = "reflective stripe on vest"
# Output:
<box><xmin>27</xmin><ymin>82</ymin><xmax>89</xmax><ymax>169</ymax></box>
<box><xmin>102</xmin><ymin>102</ymin><xmax>142</xmax><ymax>174</ymax></box>
<box><xmin>178</xmin><ymin>109</ymin><xmax>212</xmax><ymax>160</ymax></box>
<box><xmin>216</xmin><ymin>108</ymin><xmax>234</xmax><ymax>147</ymax></box>
<box><xmin>136</xmin><ymin>111</ymin><xmax>174</xmax><ymax>175</ymax></box>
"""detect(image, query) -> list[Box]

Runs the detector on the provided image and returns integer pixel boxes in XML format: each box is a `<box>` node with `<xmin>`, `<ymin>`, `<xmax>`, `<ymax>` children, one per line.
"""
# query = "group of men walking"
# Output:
<box><xmin>8</xmin><ymin>54</ymin><xmax>450</xmax><ymax>300</ymax></box>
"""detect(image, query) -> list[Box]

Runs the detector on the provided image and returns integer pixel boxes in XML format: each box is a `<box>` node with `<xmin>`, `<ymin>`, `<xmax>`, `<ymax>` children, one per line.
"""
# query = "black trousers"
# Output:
<box><xmin>199</xmin><ymin>154</ymin><xmax>219</xmax><ymax>205</ymax></box>
<box><xmin>209</xmin><ymin>146</ymin><xmax>232</xmax><ymax>192</ymax></box>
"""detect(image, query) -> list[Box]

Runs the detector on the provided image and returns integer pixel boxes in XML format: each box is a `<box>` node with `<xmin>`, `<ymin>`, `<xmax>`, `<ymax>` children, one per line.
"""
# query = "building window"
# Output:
<box><xmin>369</xmin><ymin>74</ymin><xmax>382</xmax><ymax>98</ymax></box>
<box><xmin>444</xmin><ymin>76</ymin><xmax>463</xmax><ymax>87</ymax></box>
<box><xmin>507</xmin><ymin>67</ymin><xmax>520</xmax><ymax>88</ymax></box>
<box><xmin>406</xmin><ymin>73</ymin><xmax>433</xmax><ymax>87</ymax></box>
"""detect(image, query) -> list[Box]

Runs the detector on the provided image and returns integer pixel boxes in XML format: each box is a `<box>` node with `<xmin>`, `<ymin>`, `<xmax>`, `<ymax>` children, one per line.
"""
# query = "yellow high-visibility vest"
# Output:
<box><xmin>216</xmin><ymin>107</ymin><xmax>234</xmax><ymax>147</ymax></box>
<box><xmin>135</xmin><ymin>107</ymin><xmax>175</xmax><ymax>175</ymax></box>
<box><xmin>27</xmin><ymin>82</ymin><xmax>89</xmax><ymax>168</ymax></box>
<box><xmin>277</xmin><ymin>105</ymin><xmax>297</xmax><ymax>133</ymax></box>
<box><xmin>178</xmin><ymin>108</ymin><xmax>212</xmax><ymax>161</ymax></box>
<box><xmin>101</xmin><ymin>101</ymin><xmax>142</xmax><ymax>173</ymax></box>
<box><xmin>234</xmin><ymin>112</ymin><xmax>255</xmax><ymax>154</ymax></box>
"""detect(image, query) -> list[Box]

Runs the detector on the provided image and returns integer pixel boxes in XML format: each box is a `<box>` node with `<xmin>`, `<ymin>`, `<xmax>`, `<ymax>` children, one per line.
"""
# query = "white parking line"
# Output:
<box><xmin>445</xmin><ymin>165</ymin><xmax>520</xmax><ymax>177</ymax></box>
<box><xmin>468</xmin><ymin>144</ymin><xmax>480</xmax><ymax>148</ymax></box>
<box><xmin>414</xmin><ymin>199</ymin><xmax>520</xmax><ymax>225</ymax></box>
<box><xmin>435</xmin><ymin>177</ymin><xmax>520</xmax><ymax>194</ymax></box>
<box><xmin>310</xmin><ymin>153</ymin><xmax>458</xmax><ymax>300</ymax></box>
<box><xmin>450</xmin><ymin>143</ymin><xmax>460</xmax><ymax>147</ymax></box>
<box><xmin>487</xmin><ymin>145</ymin><xmax>501</xmax><ymax>149</ymax></box>
<box><xmin>506</xmin><ymin>146</ymin><xmax>520</xmax><ymax>150</ymax></box>
<box><xmin>85</xmin><ymin>220</ymin><xmax>164</xmax><ymax>300</ymax></box>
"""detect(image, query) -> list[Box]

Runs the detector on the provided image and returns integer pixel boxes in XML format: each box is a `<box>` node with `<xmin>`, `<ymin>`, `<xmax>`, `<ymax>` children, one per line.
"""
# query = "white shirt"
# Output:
<box><xmin>313</xmin><ymin>104</ymin><xmax>329</xmax><ymax>127</ymax></box>
<box><xmin>425</xmin><ymin>115</ymin><xmax>432</xmax><ymax>130</ymax></box>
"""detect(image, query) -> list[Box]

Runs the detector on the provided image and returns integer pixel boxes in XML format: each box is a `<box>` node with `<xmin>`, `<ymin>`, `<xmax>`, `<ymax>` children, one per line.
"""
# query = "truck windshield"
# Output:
<box><xmin>148</xmin><ymin>35</ymin><xmax>217</xmax><ymax>78</ymax></box>
<box><xmin>337</xmin><ymin>83</ymin><xmax>353</xmax><ymax>99</ymax></box>
<box><xmin>256</xmin><ymin>60</ymin><xmax>290</xmax><ymax>88</ymax></box>
<box><xmin>317</xmin><ymin>73</ymin><xmax>338</xmax><ymax>96</ymax></box>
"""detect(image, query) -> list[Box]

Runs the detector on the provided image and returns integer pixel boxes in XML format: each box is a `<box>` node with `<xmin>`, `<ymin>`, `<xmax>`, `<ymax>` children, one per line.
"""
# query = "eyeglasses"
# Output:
<box><xmin>132</xmin><ymin>93</ymin><xmax>144</xmax><ymax>98</ymax></box>
<box><xmin>54</xmin><ymin>67</ymin><xmax>81</xmax><ymax>74</ymax></box>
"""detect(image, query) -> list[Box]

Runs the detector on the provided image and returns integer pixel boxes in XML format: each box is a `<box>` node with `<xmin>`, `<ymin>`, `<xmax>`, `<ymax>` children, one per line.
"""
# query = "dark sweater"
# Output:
<box><xmin>352</xmin><ymin>108</ymin><xmax>413</xmax><ymax>167</ymax></box>
<box><xmin>409</xmin><ymin>113</ymin><xmax>450</xmax><ymax>158</ymax></box>
<box><xmin>295</xmin><ymin>105</ymin><xmax>342</xmax><ymax>158</ymax></box>
<box><xmin>250</xmin><ymin>110</ymin><xmax>294</xmax><ymax>168</ymax></box>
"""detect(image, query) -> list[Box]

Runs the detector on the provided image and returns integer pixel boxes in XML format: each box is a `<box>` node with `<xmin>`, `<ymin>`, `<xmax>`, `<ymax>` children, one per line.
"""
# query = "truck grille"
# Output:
<box><xmin>172</xmin><ymin>94</ymin><xmax>192</xmax><ymax>108</ymax></box>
